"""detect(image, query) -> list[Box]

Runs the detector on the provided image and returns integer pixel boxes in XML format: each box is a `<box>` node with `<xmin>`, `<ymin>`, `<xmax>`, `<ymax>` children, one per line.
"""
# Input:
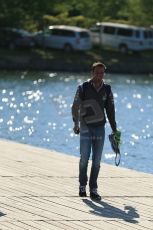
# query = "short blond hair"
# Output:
<box><xmin>92</xmin><ymin>62</ymin><xmax>106</xmax><ymax>72</ymax></box>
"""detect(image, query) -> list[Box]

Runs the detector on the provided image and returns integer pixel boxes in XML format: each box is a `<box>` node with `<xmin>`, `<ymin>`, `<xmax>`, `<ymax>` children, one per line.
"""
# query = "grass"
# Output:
<box><xmin>0</xmin><ymin>46</ymin><xmax>153</xmax><ymax>73</ymax></box>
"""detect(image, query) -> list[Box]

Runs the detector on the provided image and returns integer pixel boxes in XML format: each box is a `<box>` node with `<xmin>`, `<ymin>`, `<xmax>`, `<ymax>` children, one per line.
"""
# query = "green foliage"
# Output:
<box><xmin>124</xmin><ymin>0</ymin><xmax>144</xmax><ymax>26</ymax></box>
<box><xmin>139</xmin><ymin>0</ymin><xmax>153</xmax><ymax>26</ymax></box>
<box><xmin>0</xmin><ymin>0</ymin><xmax>153</xmax><ymax>31</ymax></box>
<box><xmin>43</xmin><ymin>14</ymin><xmax>95</xmax><ymax>28</ymax></box>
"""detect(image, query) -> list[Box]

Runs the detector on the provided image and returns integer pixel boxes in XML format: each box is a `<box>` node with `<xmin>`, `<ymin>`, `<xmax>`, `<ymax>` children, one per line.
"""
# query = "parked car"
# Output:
<box><xmin>0</xmin><ymin>28</ymin><xmax>35</xmax><ymax>49</ymax></box>
<box><xmin>89</xmin><ymin>22</ymin><xmax>153</xmax><ymax>53</ymax></box>
<box><xmin>34</xmin><ymin>25</ymin><xmax>92</xmax><ymax>51</ymax></box>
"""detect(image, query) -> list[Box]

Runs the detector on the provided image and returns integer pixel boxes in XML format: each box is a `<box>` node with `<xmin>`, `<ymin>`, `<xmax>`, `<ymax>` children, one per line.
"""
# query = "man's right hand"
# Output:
<box><xmin>73</xmin><ymin>125</ymin><xmax>80</xmax><ymax>134</ymax></box>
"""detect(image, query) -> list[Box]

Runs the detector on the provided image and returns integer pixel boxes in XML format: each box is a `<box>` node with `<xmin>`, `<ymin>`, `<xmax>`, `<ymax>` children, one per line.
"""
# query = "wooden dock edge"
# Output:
<box><xmin>0</xmin><ymin>139</ymin><xmax>153</xmax><ymax>230</ymax></box>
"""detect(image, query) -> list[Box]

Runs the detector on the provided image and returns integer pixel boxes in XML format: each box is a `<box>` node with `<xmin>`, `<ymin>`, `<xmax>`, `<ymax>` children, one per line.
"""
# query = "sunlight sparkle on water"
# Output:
<box><xmin>126</xmin><ymin>103</ymin><xmax>132</xmax><ymax>109</ymax></box>
<box><xmin>20</xmin><ymin>103</ymin><xmax>24</xmax><ymax>107</ymax></box>
<box><xmin>7</xmin><ymin>120</ymin><xmax>13</xmax><ymax>125</ymax></box>
<box><xmin>9</xmin><ymin>91</ymin><xmax>13</xmax><ymax>96</ymax></box>
<box><xmin>105</xmin><ymin>153</ymin><xmax>115</xmax><ymax>159</ymax></box>
<box><xmin>2</xmin><ymin>90</ymin><xmax>6</xmax><ymax>94</ymax></box>
<box><xmin>70</xmin><ymin>133</ymin><xmax>74</xmax><ymax>137</ymax></box>
<box><xmin>126</xmin><ymin>79</ymin><xmax>136</xmax><ymax>84</ymax></box>
<box><xmin>2</xmin><ymin>98</ymin><xmax>9</xmax><ymax>103</ymax></box>
<box><xmin>77</xmin><ymin>78</ymin><xmax>83</xmax><ymax>84</ymax></box>
<box><xmin>24</xmin><ymin>116</ymin><xmax>34</xmax><ymax>124</ymax></box>
<box><xmin>131</xmin><ymin>134</ymin><xmax>139</xmax><ymax>140</ymax></box>
<box><xmin>49</xmin><ymin>73</ymin><xmax>57</xmax><ymax>78</ymax></box>
<box><xmin>11</xmin><ymin>97</ymin><xmax>15</xmax><ymax>101</ymax></box>
<box><xmin>113</xmin><ymin>93</ymin><xmax>118</xmax><ymax>98</ymax></box>
<box><xmin>9</xmin><ymin>127</ymin><xmax>13</xmax><ymax>132</ymax></box>
<box><xmin>130</xmin><ymin>141</ymin><xmax>135</xmax><ymax>146</ymax></box>
<box><xmin>133</xmin><ymin>93</ymin><xmax>142</xmax><ymax>99</ymax></box>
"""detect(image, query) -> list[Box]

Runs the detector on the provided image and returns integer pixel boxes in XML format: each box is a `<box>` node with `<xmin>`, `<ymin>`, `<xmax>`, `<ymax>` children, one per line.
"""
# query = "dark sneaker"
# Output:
<box><xmin>90</xmin><ymin>189</ymin><xmax>101</xmax><ymax>201</ymax></box>
<box><xmin>79</xmin><ymin>186</ymin><xmax>87</xmax><ymax>197</ymax></box>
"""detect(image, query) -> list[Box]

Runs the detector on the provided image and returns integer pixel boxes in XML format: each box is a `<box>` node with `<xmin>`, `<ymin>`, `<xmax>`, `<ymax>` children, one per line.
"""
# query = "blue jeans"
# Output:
<box><xmin>79</xmin><ymin>125</ymin><xmax>105</xmax><ymax>190</ymax></box>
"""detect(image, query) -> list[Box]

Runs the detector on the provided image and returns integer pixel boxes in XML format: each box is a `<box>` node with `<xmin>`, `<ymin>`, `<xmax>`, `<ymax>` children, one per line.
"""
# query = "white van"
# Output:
<box><xmin>90</xmin><ymin>22</ymin><xmax>153</xmax><ymax>53</ymax></box>
<box><xmin>35</xmin><ymin>25</ymin><xmax>92</xmax><ymax>52</ymax></box>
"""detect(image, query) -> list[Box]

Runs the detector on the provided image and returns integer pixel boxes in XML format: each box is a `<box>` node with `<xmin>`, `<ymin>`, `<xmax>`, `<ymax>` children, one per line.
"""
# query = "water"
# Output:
<box><xmin>0</xmin><ymin>71</ymin><xmax>153</xmax><ymax>174</ymax></box>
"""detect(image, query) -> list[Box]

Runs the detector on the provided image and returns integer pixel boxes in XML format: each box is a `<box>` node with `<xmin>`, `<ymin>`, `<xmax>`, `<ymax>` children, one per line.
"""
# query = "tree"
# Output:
<box><xmin>0</xmin><ymin>0</ymin><xmax>152</xmax><ymax>30</ymax></box>
<box><xmin>139</xmin><ymin>0</ymin><xmax>153</xmax><ymax>26</ymax></box>
<box><xmin>0</xmin><ymin>0</ymin><xmax>55</xmax><ymax>30</ymax></box>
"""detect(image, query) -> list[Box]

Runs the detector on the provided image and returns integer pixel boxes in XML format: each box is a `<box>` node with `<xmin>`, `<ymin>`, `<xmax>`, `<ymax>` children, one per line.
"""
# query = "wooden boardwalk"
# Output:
<box><xmin>0</xmin><ymin>139</ymin><xmax>153</xmax><ymax>230</ymax></box>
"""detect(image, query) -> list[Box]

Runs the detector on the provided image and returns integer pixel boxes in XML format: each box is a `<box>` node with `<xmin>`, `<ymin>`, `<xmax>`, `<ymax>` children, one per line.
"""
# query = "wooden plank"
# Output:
<box><xmin>0</xmin><ymin>139</ymin><xmax>153</xmax><ymax>229</ymax></box>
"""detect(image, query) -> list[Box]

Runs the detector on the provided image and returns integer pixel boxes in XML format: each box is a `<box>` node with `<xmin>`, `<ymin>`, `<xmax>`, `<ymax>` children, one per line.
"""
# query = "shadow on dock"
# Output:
<box><xmin>83</xmin><ymin>198</ymin><xmax>139</xmax><ymax>224</ymax></box>
<box><xmin>0</xmin><ymin>211</ymin><xmax>6</xmax><ymax>218</ymax></box>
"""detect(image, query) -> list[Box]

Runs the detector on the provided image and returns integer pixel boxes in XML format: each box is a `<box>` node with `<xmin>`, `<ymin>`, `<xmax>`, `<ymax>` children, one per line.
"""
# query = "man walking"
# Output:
<box><xmin>72</xmin><ymin>62</ymin><xmax>119</xmax><ymax>201</ymax></box>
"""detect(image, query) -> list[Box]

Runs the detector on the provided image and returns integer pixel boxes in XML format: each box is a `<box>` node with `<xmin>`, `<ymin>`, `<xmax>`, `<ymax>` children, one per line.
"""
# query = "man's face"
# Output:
<box><xmin>92</xmin><ymin>66</ymin><xmax>105</xmax><ymax>82</ymax></box>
